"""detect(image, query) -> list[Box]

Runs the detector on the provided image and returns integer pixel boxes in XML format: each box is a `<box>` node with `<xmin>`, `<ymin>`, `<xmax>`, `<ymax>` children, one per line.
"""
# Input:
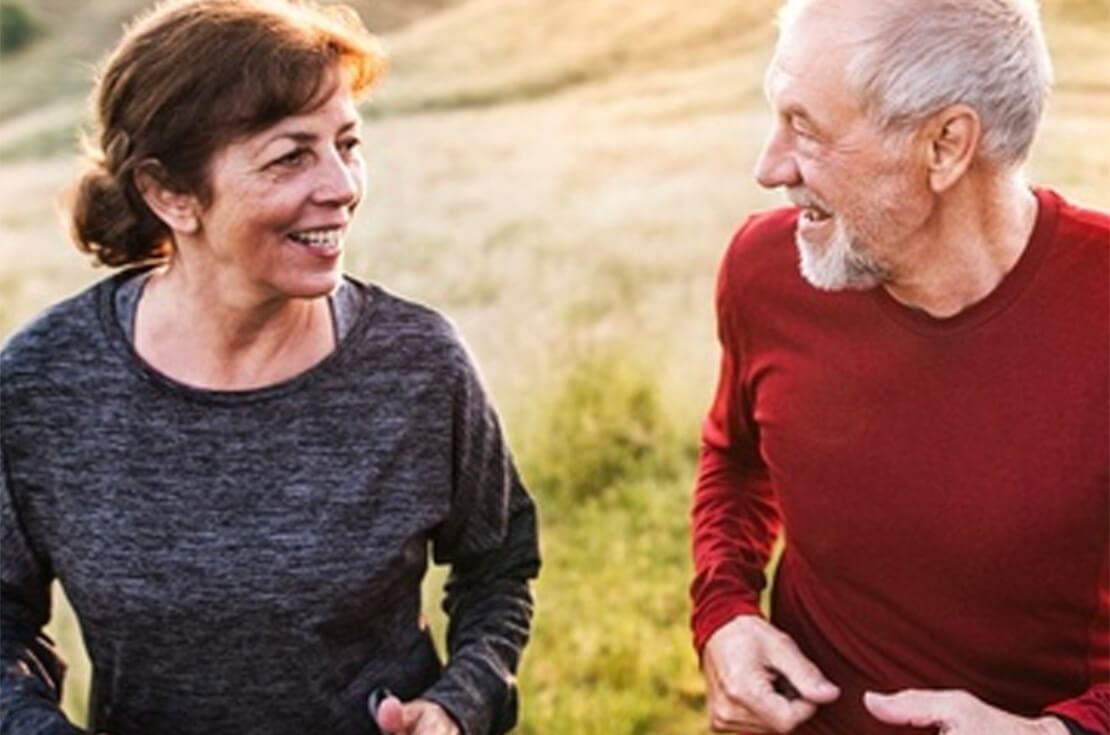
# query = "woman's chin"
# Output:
<box><xmin>275</xmin><ymin>270</ymin><xmax>344</xmax><ymax>301</ymax></box>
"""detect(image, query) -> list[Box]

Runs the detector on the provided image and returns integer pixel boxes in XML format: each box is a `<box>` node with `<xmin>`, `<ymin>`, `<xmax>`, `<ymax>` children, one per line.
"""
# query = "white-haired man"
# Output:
<box><xmin>690</xmin><ymin>1</ymin><xmax>1108</xmax><ymax>734</ymax></box>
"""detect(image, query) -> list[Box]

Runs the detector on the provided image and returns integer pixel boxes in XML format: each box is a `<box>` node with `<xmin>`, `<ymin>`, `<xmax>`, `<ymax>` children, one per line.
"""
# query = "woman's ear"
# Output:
<box><xmin>923</xmin><ymin>104</ymin><xmax>981</xmax><ymax>193</ymax></box>
<box><xmin>134</xmin><ymin>160</ymin><xmax>200</xmax><ymax>235</ymax></box>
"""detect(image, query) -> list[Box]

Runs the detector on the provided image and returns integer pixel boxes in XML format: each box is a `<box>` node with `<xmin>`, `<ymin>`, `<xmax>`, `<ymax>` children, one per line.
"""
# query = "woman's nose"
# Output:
<box><xmin>313</xmin><ymin>152</ymin><xmax>363</xmax><ymax>207</ymax></box>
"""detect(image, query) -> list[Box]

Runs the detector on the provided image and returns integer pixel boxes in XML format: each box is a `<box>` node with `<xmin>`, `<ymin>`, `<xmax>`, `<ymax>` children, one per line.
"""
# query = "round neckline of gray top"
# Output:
<box><xmin>105</xmin><ymin>268</ymin><xmax>373</xmax><ymax>404</ymax></box>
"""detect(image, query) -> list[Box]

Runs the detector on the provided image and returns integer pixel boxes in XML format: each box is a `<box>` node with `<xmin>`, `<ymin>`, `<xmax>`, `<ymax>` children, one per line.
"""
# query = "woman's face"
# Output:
<box><xmin>187</xmin><ymin>80</ymin><xmax>365</xmax><ymax>303</ymax></box>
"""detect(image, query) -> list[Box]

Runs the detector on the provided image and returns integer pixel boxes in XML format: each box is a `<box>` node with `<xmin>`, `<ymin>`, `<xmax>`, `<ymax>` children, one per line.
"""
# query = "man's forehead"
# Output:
<box><xmin>778</xmin><ymin>0</ymin><xmax>872</xmax><ymax>29</ymax></box>
<box><xmin>769</xmin><ymin>20</ymin><xmax>851</xmax><ymax>92</ymax></box>
<box><xmin>776</xmin><ymin>0</ymin><xmax>876</xmax><ymax>54</ymax></box>
<box><xmin>764</xmin><ymin>20</ymin><xmax>871</xmax><ymax>131</ymax></box>
<box><xmin>763</xmin><ymin>52</ymin><xmax>839</xmax><ymax>118</ymax></box>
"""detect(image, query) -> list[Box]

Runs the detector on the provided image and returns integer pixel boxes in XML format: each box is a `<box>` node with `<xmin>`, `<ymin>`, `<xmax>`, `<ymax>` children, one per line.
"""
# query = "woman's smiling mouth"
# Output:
<box><xmin>288</xmin><ymin>226</ymin><xmax>344</xmax><ymax>254</ymax></box>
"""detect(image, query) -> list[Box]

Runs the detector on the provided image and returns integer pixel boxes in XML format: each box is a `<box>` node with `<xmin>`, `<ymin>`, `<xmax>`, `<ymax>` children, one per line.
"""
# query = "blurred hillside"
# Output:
<box><xmin>0</xmin><ymin>0</ymin><xmax>458</xmax><ymax>116</ymax></box>
<box><xmin>5</xmin><ymin>0</ymin><xmax>1106</xmax><ymax>368</ymax></box>
<box><xmin>1</xmin><ymin>0</ymin><xmax>1108</xmax><ymax>732</ymax></box>
<box><xmin>3</xmin><ymin>0</ymin><xmax>1107</xmax><ymax>130</ymax></box>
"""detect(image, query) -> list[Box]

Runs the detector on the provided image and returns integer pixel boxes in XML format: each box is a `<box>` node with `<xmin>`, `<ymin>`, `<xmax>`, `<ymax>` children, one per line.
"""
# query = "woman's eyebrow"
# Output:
<box><xmin>260</xmin><ymin>120</ymin><xmax>360</xmax><ymax>149</ymax></box>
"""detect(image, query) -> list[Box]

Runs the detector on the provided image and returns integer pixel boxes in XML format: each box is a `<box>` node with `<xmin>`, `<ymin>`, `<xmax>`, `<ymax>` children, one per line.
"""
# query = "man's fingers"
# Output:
<box><xmin>767</xmin><ymin>637</ymin><xmax>840</xmax><ymax>704</ymax></box>
<box><xmin>742</xmin><ymin>695</ymin><xmax>816</xmax><ymax>732</ymax></box>
<box><xmin>775</xmin><ymin>696</ymin><xmax>819</xmax><ymax>732</ymax></box>
<box><xmin>863</xmin><ymin>689</ymin><xmax>958</xmax><ymax>729</ymax></box>
<box><xmin>707</xmin><ymin>696</ymin><xmax>777</xmax><ymax>733</ymax></box>
<box><xmin>739</xmin><ymin>676</ymin><xmax>818</xmax><ymax>732</ymax></box>
<box><xmin>708</xmin><ymin>669</ymin><xmax>802</xmax><ymax>733</ymax></box>
<box><xmin>709</xmin><ymin>714</ymin><xmax>775</xmax><ymax>734</ymax></box>
<box><xmin>702</xmin><ymin>616</ymin><xmax>836</xmax><ymax>732</ymax></box>
<box><xmin>375</xmin><ymin>695</ymin><xmax>409</xmax><ymax>733</ymax></box>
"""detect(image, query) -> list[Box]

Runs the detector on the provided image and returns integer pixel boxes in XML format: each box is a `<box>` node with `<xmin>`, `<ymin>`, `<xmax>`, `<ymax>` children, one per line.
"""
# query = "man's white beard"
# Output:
<box><xmin>796</xmin><ymin>217</ymin><xmax>888</xmax><ymax>291</ymax></box>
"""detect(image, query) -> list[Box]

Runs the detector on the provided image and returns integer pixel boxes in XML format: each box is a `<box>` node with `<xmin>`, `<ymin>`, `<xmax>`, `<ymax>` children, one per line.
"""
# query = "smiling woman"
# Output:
<box><xmin>132</xmin><ymin>81</ymin><xmax>369</xmax><ymax>387</ymax></box>
<box><xmin>0</xmin><ymin>2</ymin><xmax>540</xmax><ymax>735</ymax></box>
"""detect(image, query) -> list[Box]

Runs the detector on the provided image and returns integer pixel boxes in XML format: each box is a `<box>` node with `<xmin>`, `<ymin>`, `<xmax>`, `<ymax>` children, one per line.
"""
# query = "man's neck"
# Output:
<box><xmin>883</xmin><ymin>172</ymin><xmax>1038</xmax><ymax>318</ymax></box>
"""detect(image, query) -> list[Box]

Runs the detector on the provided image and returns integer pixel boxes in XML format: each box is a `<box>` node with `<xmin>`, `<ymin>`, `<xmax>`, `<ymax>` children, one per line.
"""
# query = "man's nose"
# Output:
<box><xmin>754</xmin><ymin>127</ymin><xmax>800</xmax><ymax>189</ymax></box>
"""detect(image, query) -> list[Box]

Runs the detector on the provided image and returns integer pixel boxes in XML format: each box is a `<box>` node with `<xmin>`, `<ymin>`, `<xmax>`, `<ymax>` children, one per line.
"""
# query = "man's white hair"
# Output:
<box><xmin>777</xmin><ymin>0</ymin><xmax>1054</xmax><ymax>165</ymax></box>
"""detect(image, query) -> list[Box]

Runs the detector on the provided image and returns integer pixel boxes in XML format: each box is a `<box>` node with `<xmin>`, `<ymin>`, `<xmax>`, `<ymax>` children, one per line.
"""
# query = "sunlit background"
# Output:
<box><xmin>2</xmin><ymin>0</ymin><xmax>1108</xmax><ymax>731</ymax></box>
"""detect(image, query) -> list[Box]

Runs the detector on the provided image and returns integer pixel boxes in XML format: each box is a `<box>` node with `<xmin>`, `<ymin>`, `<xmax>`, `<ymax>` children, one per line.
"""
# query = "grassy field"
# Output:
<box><xmin>1</xmin><ymin>0</ymin><xmax>1108</xmax><ymax>732</ymax></box>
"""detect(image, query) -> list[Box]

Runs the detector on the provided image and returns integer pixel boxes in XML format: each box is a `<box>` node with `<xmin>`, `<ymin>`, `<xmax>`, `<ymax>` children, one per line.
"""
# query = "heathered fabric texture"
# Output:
<box><xmin>0</xmin><ymin>270</ymin><xmax>540</xmax><ymax>735</ymax></box>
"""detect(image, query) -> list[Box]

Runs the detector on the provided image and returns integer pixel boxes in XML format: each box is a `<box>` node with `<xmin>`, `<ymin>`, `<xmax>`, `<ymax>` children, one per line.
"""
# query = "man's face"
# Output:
<box><xmin>754</xmin><ymin>5</ymin><xmax>931</xmax><ymax>291</ymax></box>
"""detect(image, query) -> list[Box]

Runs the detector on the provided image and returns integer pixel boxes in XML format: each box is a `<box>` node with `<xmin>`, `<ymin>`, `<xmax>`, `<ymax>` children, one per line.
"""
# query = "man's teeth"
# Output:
<box><xmin>802</xmin><ymin>207</ymin><xmax>831</xmax><ymax>222</ymax></box>
<box><xmin>289</xmin><ymin>229</ymin><xmax>342</xmax><ymax>248</ymax></box>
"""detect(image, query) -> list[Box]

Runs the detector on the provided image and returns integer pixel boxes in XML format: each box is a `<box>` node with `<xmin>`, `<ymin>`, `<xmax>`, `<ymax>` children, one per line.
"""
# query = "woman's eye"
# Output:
<box><xmin>272</xmin><ymin>148</ymin><xmax>309</xmax><ymax>168</ymax></box>
<box><xmin>339</xmin><ymin>137</ymin><xmax>362</xmax><ymax>156</ymax></box>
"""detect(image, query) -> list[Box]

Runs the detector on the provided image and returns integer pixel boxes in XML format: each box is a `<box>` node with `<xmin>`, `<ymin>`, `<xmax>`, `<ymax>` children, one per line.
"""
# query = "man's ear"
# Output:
<box><xmin>923</xmin><ymin>104</ymin><xmax>980</xmax><ymax>193</ymax></box>
<box><xmin>134</xmin><ymin>160</ymin><xmax>200</xmax><ymax>235</ymax></box>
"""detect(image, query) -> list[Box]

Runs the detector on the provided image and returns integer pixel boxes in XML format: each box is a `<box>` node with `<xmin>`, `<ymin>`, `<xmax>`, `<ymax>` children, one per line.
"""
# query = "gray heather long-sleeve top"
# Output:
<box><xmin>0</xmin><ymin>270</ymin><xmax>541</xmax><ymax>735</ymax></box>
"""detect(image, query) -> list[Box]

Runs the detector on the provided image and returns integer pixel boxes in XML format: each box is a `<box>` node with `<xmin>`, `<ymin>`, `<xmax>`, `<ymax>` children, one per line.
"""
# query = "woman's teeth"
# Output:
<box><xmin>289</xmin><ymin>228</ymin><xmax>341</xmax><ymax>250</ymax></box>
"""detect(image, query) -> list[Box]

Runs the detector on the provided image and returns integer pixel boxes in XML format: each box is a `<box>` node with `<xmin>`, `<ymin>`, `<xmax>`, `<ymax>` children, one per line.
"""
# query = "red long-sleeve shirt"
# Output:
<box><xmin>691</xmin><ymin>188</ymin><xmax>1109</xmax><ymax>734</ymax></box>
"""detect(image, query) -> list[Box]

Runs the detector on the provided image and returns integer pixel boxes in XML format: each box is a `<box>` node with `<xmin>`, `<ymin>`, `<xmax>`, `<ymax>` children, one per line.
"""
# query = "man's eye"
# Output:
<box><xmin>790</xmin><ymin>117</ymin><xmax>817</xmax><ymax>141</ymax></box>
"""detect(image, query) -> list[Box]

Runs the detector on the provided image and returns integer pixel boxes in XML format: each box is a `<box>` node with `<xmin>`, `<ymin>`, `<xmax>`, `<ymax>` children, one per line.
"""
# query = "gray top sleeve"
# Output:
<box><xmin>1</xmin><ymin>438</ymin><xmax>82</xmax><ymax>735</ymax></box>
<box><xmin>420</xmin><ymin>347</ymin><xmax>541</xmax><ymax>735</ymax></box>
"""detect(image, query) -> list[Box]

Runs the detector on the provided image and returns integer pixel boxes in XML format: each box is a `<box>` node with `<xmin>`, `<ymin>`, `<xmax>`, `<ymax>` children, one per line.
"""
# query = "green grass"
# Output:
<box><xmin>507</xmin><ymin>349</ymin><xmax>707</xmax><ymax>733</ymax></box>
<box><xmin>519</xmin><ymin>475</ymin><xmax>705</xmax><ymax>735</ymax></box>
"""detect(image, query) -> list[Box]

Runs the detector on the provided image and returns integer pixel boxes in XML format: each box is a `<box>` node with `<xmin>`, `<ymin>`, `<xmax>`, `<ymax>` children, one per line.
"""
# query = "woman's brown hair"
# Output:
<box><xmin>70</xmin><ymin>0</ymin><xmax>386</xmax><ymax>267</ymax></box>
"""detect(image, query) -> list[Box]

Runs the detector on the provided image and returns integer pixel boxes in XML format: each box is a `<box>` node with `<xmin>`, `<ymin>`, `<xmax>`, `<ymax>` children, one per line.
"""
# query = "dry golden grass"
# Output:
<box><xmin>373</xmin><ymin>0</ymin><xmax>777</xmax><ymax>112</ymax></box>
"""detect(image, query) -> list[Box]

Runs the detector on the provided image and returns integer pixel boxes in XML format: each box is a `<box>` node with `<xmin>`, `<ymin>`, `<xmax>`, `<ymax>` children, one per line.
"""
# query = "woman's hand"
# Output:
<box><xmin>375</xmin><ymin>694</ymin><xmax>460</xmax><ymax>735</ymax></box>
<box><xmin>864</xmin><ymin>690</ymin><xmax>1069</xmax><ymax>735</ymax></box>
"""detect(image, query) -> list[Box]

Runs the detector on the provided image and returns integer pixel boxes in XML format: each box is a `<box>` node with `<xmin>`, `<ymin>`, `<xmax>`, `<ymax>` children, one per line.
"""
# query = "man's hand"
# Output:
<box><xmin>864</xmin><ymin>690</ymin><xmax>1070</xmax><ymax>735</ymax></box>
<box><xmin>702</xmin><ymin>614</ymin><xmax>840</xmax><ymax>733</ymax></box>
<box><xmin>374</xmin><ymin>694</ymin><xmax>460</xmax><ymax>735</ymax></box>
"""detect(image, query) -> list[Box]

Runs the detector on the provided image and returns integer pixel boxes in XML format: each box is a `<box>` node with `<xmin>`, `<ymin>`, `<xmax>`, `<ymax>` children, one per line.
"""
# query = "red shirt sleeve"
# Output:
<box><xmin>1044</xmin><ymin>578</ymin><xmax>1110</xmax><ymax>734</ymax></box>
<box><xmin>689</xmin><ymin>226</ymin><xmax>783</xmax><ymax>656</ymax></box>
<box><xmin>1045</xmin><ymin>685</ymin><xmax>1109</xmax><ymax>734</ymax></box>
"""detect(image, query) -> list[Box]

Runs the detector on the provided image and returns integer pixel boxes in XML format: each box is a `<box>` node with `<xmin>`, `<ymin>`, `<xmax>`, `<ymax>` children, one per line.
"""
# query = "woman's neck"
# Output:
<box><xmin>133</xmin><ymin>263</ymin><xmax>336</xmax><ymax>390</ymax></box>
